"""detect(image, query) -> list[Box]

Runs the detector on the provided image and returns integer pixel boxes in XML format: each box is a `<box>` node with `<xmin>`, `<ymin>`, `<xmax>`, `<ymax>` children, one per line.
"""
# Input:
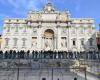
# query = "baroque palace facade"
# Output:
<box><xmin>0</xmin><ymin>3</ymin><xmax>98</xmax><ymax>51</ymax></box>
<box><xmin>0</xmin><ymin>3</ymin><xmax>99</xmax><ymax>80</ymax></box>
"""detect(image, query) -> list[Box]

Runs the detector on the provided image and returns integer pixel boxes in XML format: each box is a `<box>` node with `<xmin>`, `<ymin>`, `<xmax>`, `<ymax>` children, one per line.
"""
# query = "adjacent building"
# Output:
<box><xmin>1</xmin><ymin>3</ymin><xmax>97</xmax><ymax>51</ymax></box>
<box><xmin>96</xmin><ymin>31</ymin><xmax>100</xmax><ymax>50</ymax></box>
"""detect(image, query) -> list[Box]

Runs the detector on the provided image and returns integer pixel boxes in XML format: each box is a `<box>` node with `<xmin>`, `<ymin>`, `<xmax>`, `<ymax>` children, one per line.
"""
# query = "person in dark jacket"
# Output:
<box><xmin>74</xmin><ymin>77</ymin><xmax>77</xmax><ymax>80</ymax></box>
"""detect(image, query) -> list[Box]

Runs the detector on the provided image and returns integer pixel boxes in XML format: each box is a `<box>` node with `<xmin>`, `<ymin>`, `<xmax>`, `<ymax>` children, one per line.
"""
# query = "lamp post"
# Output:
<box><xmin>17</xmin><ymin>51</ymin><xmax>20</xmax><ymax>80</ymax></box>
<box><xmin>84</xmin><ymin>51</ymin><xmax>87</xmax><ymax>80</ymax></box>
<box><xmin>98</xmin><ymin>24</ymin><xmax>100</xmax><ymax>51</ymax></box>
<box><xmin>52</xmin><ymin>68</ymin><xmax>53</xmax><ymax>80</ymax></box>
<box><xmin>17</xmin><ymin>65</ymin><xmax>19</xmax><ymax>80</ymax></box>
<box><xmin>84</xmin><ymin>67</ymin><xmax>87</xmax><ymax>80</ymax></box>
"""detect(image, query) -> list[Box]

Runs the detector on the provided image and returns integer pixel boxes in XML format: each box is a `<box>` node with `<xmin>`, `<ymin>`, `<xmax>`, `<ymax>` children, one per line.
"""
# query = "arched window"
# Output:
<box><xmin>13</xmin><ymin>38</ymin><xmax>18</xmax><ymax>46</ymax></box>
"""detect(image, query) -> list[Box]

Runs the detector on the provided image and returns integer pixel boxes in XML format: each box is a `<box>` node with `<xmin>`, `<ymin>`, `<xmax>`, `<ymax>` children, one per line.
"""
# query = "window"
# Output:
<box><xmin>73</xmin><ymin>40</ymin><xmax>76</xmax><ymax>46</ymax></box>
<box><xmin>22</xmin><ymin>38</ymin><xmax>26</xmax><ymax>46</ymax></box>
<box><xmin>72</xmin><ymin>28</ymin><xmax>76</xmax><ymax>34</ymax></box>
<box><xmin>62</xmin><ymin>28</ymin><xmax>66</xmax><ymax>33</ymax></box>
<box><xmin>33</xmin><ymin>28</ymin><xmax>37</xmax><ymax>33</ymax></box>
<box><xmin>81</xmin><ymin>40</ymin><xmax>84</xmax><ymax>45</ymax></box>
<box><xmin>88</xmin><ymin>26</ymin><xmax>92</xmax><ymax>34</ymax></box>
<box><xmin>7</xmin><ymin>26</ymin><xmax>10</xmax><ymax>32</ymax></box>
<box><xmin>80</xmin><ymin>39</ymin><xmax>84</xmax><ymax>45</ymax></box>
<box><xmin>72</xmin><ymin>38</ymin><xmax>76</xmax><ymax>46</ymax></box>
<box><xmin>80</xmin><ymin>27</ymin><xmax>84</xmax><ymax>34</ymax></box>
<box><xmin>23</xmin><ymin>25</ymin><xmax>27</xmax><ymax>32</ymax></box>
<box><xmin>89</xmin><ymin>38</ymin><xmax>93</xmax><ymax>46</ymax></box>
<box><xmin>15</xmin><ymin>24</ymin><xmax>18</xmax><ymax>32</ymax></box>
<box><xmin>13</xmin><ymin>38</ymin><xmax>18</xmax><ymax>46</ymax></box>
<box><xmin>6</xmin><ymin>24</ymin><xmax>10</xmax><ymax>32</ymax></box>
<box><xmin>5</xmin><ymin>38</ymin><xmax>9</xmax><ymax>46</ymax></box>
<box><xmin>24</xmin><ymin>27</ymin><xmax>26</xmax><ymax>32</ymax></box>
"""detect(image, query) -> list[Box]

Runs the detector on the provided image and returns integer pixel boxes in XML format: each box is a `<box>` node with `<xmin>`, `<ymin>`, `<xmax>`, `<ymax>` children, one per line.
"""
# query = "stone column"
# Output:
<box><xmin>56</xmin><ymin>36</ymin><xmax>58</xmax><ymax>49</ymax></box>
<box><xmin>54</xmin><ymin>35</ymin><xmax>57</xmax><ymax>50</ymax></box>
<box><xmin>54</xmin><ymin>37</ymin><xmax>56</xmax><ymax>50</ymax></box>
<box><xmin>37</xmin><ymin>25</ymin><xmax>42</xmax><ymax>50</ymax></box>
<box><xmin>68</xmin><ymin>22</ymin><xmax>71</xmax><ymax>51</ymax></box>
<box><xmin>57</xmin><ymin>26</ymin><xmax>61</xmax><ymax>50</ymax></box>
<box><xmin>76</xmin><ymin>26</ymin><xmax>80</xmax><ymax>51</ymax></box>
<box><xmin>42</xmin><ymin>37</ymin><xmax>44</xmax><ymax>50</ymax></box>
<box><xmin>67</xmin><ymin>27</ymin><xmax>69</xmax><ymax>50</ymax></box>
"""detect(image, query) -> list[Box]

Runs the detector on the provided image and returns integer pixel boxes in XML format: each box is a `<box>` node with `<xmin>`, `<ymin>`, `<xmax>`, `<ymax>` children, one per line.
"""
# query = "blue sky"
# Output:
<box><xmin>0</xmin><ymin>0</ymin><xmax>100</xmax><ymax>34</ymax></box>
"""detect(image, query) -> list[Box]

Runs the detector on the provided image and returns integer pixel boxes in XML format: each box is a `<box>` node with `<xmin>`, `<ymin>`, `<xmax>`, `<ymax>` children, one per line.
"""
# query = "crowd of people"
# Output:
<box><xmin>0</xmin><ymin>50</ymin><xmax>100</xmax><ymax>60</ymax></box>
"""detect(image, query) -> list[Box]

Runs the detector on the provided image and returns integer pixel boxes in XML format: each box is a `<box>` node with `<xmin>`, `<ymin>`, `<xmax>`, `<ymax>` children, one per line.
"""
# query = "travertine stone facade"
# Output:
<box><xmin>1</xmin><ymin>3</ymin><xmax>97</xmax><ymax>51</ymax></box>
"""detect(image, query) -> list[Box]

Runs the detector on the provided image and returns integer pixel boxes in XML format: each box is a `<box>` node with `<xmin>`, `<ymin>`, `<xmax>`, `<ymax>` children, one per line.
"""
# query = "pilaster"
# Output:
<box><xmin>37</xmin><ymin>25</ymin><xmax>42</xmax><ymax>50</ymax></box>
<box><xmin>57</xmin><ymin>26</ymin><xmax>61</xmax><ymax>50</ymax></box>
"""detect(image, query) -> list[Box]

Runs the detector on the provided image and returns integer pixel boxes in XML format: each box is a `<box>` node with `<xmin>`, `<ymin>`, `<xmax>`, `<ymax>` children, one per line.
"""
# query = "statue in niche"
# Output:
<box><xmin>45</xmin><ymin>41</ymin><xmax>48</xmax><ymax>48</ymax></box>
<box><xmin>45</xmin><ymin>40</ymin><xmax>51</xmax><ymax>50</ymax></box>
<box><xmin>61</xmin><ymin>40</ymin><xmax>67</xmax><ymax>48</ymax></box>
<box><xmin>33</xmin><ymin>28</ymin><xmax>37</xmax><ymax>34</ymax></box>
<box><xmin>61</xmin><ymin>42</ymin><xmax>64</xmax><ymax>47</ymax></box>
<box><xmin>32</xmin><ymin>41</ymin><xmax>37</xmax><ymax>49</ymax></box>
